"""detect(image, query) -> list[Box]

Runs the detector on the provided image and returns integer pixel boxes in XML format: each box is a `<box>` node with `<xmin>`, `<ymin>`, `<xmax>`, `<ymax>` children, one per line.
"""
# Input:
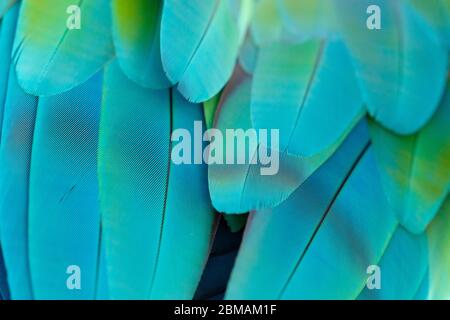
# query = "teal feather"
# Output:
<box><xmin>0</xmin><ymin>245</ymin><xmax>9</xmax><ymax>299</ymax></box>
<box><xmin>427</xmin><ymin>196</ymin><xmax>450</xmax><ymax>299</ymax></box>
<box><xmin>0</xmin><ymin>1</ymin><xmax>18</xmax><ymax>142</ymax></box>
<box><xmin>28</xmin><ymin>72</ymin><xmax>103</xmax><ymax>299</ymax></box>
<box><xmin>99</xmin><ymin>61</ymin><xmax>215</xmax><ymax>299</ymax></box>
<box><xmin>238</xmin><ymin>34</ymin><xmax>258</xmax><ymax>75</ymax></box>
<box><xmin>408</xmin><ymin>0</ymin><xmax>450</xmax><ymax>50</ymax></box>
<box><xmin>111</xmin><ymin>0</ymin><xmax>170</xmax><ymax>89</ymax></box>
<box><xmin>226</xmin><ymin>120</ymin><xmax>399</xmax><ymax>299</ymax></box>
<box><xmin>413</xmin><ymin>270</ymin><xmax>430</xmax><ymax>300</ymax></box>
<box><xmin>357</xmin><ymin>226</ymin><xmax>428</xmax><ymax>300</ymax></box>
<box><xmin>160</xmin><ymin>0</ymin><xmax>252</xmax><ymax>102</ymax></box>
<box><xmin>0</xmin><ymin>67</ymin><xmax>36</xmax><ymax>300</ymax></box>
<box><xmin>251</xmin><ymin>38</ymin><xmax>364</xmax><ymax>157</ymax></box>
<box><xmin>369</xmin><ymin>83</ymin><xmax>450</xmax><ymax>234</ymax></box>
<box><xmin>12</xmin><ymin>0</ymin><xmax>114</xmax><ymax>96</ymax></box>
<box><xmin>336</xmin><ymin>0</ymin><xmax>448</xmax><ymax>134</ymax></box>
<box><xmin>0</xmin><ymin>0</ymin><xmax>15</xmax><ymax>19</ymax></box>
<box><xmin>277</xmin><ymin>0</ymin><xmax>336</xmax><ymax>40</ymax></box>
<box><xmin>208</xmin><ymin>69</ymin><xmax>340</xmax><ymax>214</ymax></box>
<box><xmin>251</xmin><ymin>0</ymin><xmax>283</xmax><ymax>46</ymax></box>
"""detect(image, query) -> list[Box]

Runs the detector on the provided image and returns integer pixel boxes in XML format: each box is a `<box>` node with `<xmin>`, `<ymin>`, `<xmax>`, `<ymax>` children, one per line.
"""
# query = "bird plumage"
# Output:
<box><xmin>0</xmin><ymin>0</ymin><xmax>448</xmax><ymax>300</ymax></box>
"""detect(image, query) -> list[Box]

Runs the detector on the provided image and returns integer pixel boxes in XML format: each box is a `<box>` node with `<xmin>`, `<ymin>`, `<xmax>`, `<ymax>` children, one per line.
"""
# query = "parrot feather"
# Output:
<box><xmin>208</xmin><ymin>69</ymin><xmax>342</xmax><ymax>214</ymax></box>
<box><xmin>111</xmin><ymin>0</ymin><xmax>169</xmax><ymax>89</ymax></box>
<box><xmin>251</xmin><ymin>38</ymin><xmax>364</xmax><ymax>157</ymax></box>
<box><xmin>427</xmin><ymin>196</ymin><xmax>450</xmax><ymax>300</ymax></box>
<box><xmin>12</xmin><ymin>0</ymin><xmax>114</xmax><ymax>95</ymax></box>
<box><xmin>0</xmin><ymin>67</ymin><xmax>36</xmax><ymax>300</ymax></box>
<box><xmin>357</xmin><ymin>226</ymin><xmax>428</xmax><ymax>300</ymax></box>
<box><xmin>99</xmin><ymin>61</ymin><xmax>215</xmax><ymax>299</ymax></box>
<box><xmin>251</xmin><ymin>0</ymin><xmax>283</xmax><ymax>46</ymax></box>
<box><xmin>408</xmin><ymin>0</ymin><xmax>450</xmax><ymax>49</ymax></box>
<box><xmin>277</xmin><ymin>0</ymin><xmax>335</xmax><ymax>40</ymax></box>
<box><xmin>0</xmin><ymin>1</ymin><xmax>18</xmax><ymax>142</ymax></box>
<box><xmin>226</xmin><ymin>120</ymin><xmax>398</xmax><ymax>299</ymax></box>
<box><xmin>369</xmin><ymin>83</ymin><xmax>450</xmax><ymax>234</ymax></box>
<box><xmin>335</xmin><ymin>0</ymin><xmax>447</xmax><ymax>134</ymax></box>
<box><xmin>161</xmin><ymin>0</ymin><xmax>252</xmax><ymax>102</ymax></box>
<box><xmin>28</xmin><ymin>72</ymin><xmax>103</xmax><ymax>299</ymax></box>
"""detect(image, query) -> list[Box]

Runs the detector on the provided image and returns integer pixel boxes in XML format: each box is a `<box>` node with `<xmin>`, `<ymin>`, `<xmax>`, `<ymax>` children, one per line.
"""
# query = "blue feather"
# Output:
<box><xmin>0</xmin><ymin>67</ymin><xmax>36</xmax><ymax>299</ymax></box>
<box><xmin>225</xmin><ymin>120</ymin><xmax>398</xmax><ymax>299</ymax></box>
<box><xmin>335</xmin><ymin>0</ymin><xmax>448</xmax><ymax>134</ymax></box>
<box><xmin>99</xmin><ymin>60</ymin><xmax>215</xmax><ymax>299</ymax></box>
<box><xmin>161</xmin><ymin>0</ymin><xmax>252</xmax><ymax>102</ymax></box>
<box><xmin>251</xmin><ymin>38</ymin><xmax>364</xmax><ymax>157</ymax></box>
<box><xmin>28</xmin><ymin>72</ymin><xmax>103</xmax><ymax>299</ymax></box>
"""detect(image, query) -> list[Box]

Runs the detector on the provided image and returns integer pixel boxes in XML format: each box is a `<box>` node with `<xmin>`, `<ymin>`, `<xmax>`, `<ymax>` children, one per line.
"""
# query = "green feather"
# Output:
<box><xmin>251</xmin><ymin>0</ymin><xmax>283</xmax><ymax>45</ymax></box>
<box><xmin>369</xmin><ymin>83</ymin><xmax>450</xmax><ymax>234</ymax></box>
<box><xmin>427</xmin><ymin>197</ymin><xmax>450</xmax><ymax>300</ymax></box>
<box><xmin>13</xmin><ymin>0</ymin><xmax>114</xmax><ymax>95</ymax></box>
<box><xmin>277</xmin><ymin>0</ymin><xmax>336</xmax><ymax>40</ymax></box>
<box><xmin>111</xmin><ymin>0</ymin><xmax>169</xmax><ymax>88</ymax></box>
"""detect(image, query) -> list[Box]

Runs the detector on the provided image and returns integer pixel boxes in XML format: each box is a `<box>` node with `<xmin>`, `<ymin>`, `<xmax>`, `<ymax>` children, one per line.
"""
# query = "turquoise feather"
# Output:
<box><xmin>111</xmin><ymin>0</ymin><xmax>170</xmax><ymax>89</ymax></box>
<box><xmin>238</xmin><ymin>34</ymin><xmax>258</xmax><ymax>75</ymax></box>
<box><xmin>226</xmin><ymin>120</ymin><xmax>399</xmax><ymax>299</ymax></box>
<box><xmin>413</xmin><ymin>270</ymin><xmax>430</xmax><ymax>300</ymax></box>
<box><xmin>0</xmin><ymin>0</ymin><xmax>15</xmax><ymax>19</ymax></box>
<box><xmin>408</xmin><ymin>0</ymin><xmax>450</xmax><ymax>50</ymax></box>
<box><xmin>277</xmin><ymin>0</ymin><xmax>336</xmax><ymax>40</ymax></box>
<box><xmin>251</xmin><ymin>0</ymin><xmax>283</xmax><ymax>46</ymax></box>
<box><xmin>358</xmin><ymin>226</ymin><xmax>428</xmax><ymax>300</ymax></box>
<box><xmin>427</xmin><ymin>197</ymin><xmax>450</xmax><ymax>299</ymax></box>
<box><xmin>160</xmin><ymin>0</ymin><xmax>252</xmax><ymax>102</ymax></box>
<box><xmin>0</xmin><ymin>1</ymin><xmax>18</xmax><ymax>142</ymax></box>
<box><xmin>336</xmin><ymin>0</ymin><xmax>447</xmax><ymax>134</ymax></box>
<box><xmin>99</xmin><ymin>61</ymin><xmax>215</xmax><ymax>299</ymax></box>
<box><xmin>0</xmin><ymin>67</ymin><xmax>36</xmax><ymax>299</ymax></box>
<box><xmin>208</xmin><ymin>68</ymin><xmax>340</xmax><ymax>214</ymax></box>
<box><xmin>13</xmin><ymin>0</ymin><xmax>114</xmax><ymax>96</ymax></box>
<box><xmin>369</xmin><ymin>84</ymin><xmax>450</xmax><ymax>234</ymax></box>
<box><xmin>0</xmin><ymin>245</ymin><xmax>9</xmax><ymax>299</ymax></box>
<box><xmin>28</xmin><ymin>72</ymin><xmax>103</xmax><ymax>299</ymax></box>
<box><xmin>251</xmin><ymin>38</ymin><xmax>364</xmax><ymax>157</ymax></box>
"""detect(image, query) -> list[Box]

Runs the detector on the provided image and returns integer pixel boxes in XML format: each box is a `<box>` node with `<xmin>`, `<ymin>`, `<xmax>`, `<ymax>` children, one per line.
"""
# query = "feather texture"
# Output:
<box><xmin>277</xmin><ymin>0</ymin><xmax>335</xmax><ymax>40</ymax></box>
<box><xmin>357</xmin><ymin>226</ymin><xmax>428</xmax><ymax>300</ymax></box>
<box><xmin>111</xmin><ymin>0</ymin><xmax>169</xmax><ymax>89</ymax></box>
<box><xmin>99</xmin><ymin>61</ymin><xmax>215</xmax><ymax>299</ymax></box>
<box><xmin>208</xmin><ymin>69</ymin><xmax>340</xmax><ymax>214</ymax></box>
<box><xmin>226</xmin><ymin>120</ymin><xmax>399</xmax><ymax>299</ymax></box>
<box><xmin>0</xmin><ymin>1</ymin><xmax>18</xmax><ymax>142</ymax></box>
<box><xmin>28</xmin><ymin>72</ymin><xmax>103</xmax><ymax>299</ymax></box>
<box><xmin>336</xmin><ymin>0</ymin><xmax>448</xmax><ymax>134</ymax></box>
<box><xmin>0</xmin><ymin>67</ymin><xmax>36</xmax><ymax>299</ymax></box>
<box><xmin>161</xmin><ymin>0</ymin><xmax>252</xmax><ymax>102</ymax></box>
<box><xmin>251</xmin><ymin>38</ymin><xmax>364</xmax><ymax>157</ymax></box>
<box><xmin>13</xmin><ymin>0</ymin><xmax>114</xmax><ymax>95</ymax></box>
<box><xmin>369</xmin><ymin>84</ymin><xmax>450</xmax><ymax>234</ymax></box>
